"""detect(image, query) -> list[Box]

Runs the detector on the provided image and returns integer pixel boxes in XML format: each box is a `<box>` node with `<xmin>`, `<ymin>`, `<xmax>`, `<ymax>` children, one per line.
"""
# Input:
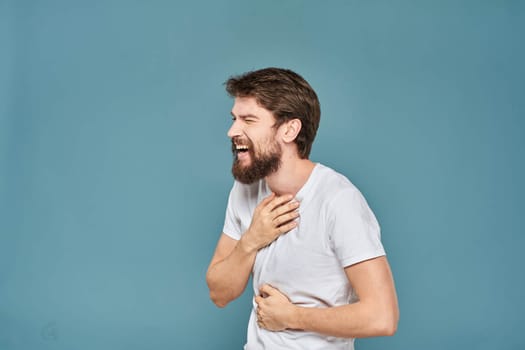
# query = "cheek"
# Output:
<box><xmin>244</xmin><ymin>136</ymin><xmax>255</xmax><ymax>149</ymax></box>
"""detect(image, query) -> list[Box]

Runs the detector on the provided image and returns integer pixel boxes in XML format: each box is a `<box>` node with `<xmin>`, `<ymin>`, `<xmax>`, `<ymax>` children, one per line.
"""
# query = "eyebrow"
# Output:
<box><xmin>230</xmin><ymin>112</ymin><xmax>259</xmax><ymax>120</ymax></box>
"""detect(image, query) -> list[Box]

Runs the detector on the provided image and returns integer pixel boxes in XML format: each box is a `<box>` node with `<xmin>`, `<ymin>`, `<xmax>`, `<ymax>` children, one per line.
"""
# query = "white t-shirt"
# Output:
<box><xmin>222</xmin><ymin>163</ymin><xmax>385</xmax><ymax>350</ymax></box>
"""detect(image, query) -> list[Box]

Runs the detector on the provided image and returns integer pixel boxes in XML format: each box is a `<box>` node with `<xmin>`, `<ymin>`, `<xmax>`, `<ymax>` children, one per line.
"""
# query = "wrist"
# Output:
<box><xmin>238</xmin><ymin>233</ymin><xmax>259</xmax><ymax>254</ymax></box>
<box><xmin>288</xmin><ymin>305</ymin><xmax>304</xmax><ymax>330</ymax></box>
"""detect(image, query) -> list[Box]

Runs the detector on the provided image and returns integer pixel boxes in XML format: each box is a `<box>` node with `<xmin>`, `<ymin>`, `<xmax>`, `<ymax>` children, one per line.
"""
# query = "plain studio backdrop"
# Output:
<box><xmin>1</xmin><ymin>1</ymin><xmax>524</xmax><ymax>349</ymax></box>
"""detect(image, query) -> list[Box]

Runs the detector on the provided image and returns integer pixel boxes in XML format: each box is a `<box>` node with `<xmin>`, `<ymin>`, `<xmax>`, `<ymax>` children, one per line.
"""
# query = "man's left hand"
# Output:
<box><xmin>254</xmin><ymin>284</ymin><xmax>297</xmax><ymax>331</ymax></box>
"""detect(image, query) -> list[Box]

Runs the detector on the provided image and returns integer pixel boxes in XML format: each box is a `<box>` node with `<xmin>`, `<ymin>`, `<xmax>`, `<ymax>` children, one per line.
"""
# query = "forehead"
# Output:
<box><xmin>231</xmin><ymin>96</ymin><xmax>275</xmax><ymax>122</ymax></box>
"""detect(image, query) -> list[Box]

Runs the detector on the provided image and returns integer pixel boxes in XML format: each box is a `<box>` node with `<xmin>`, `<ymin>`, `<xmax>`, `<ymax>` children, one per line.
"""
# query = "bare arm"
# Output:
<box><xmin>206</xmin><ymin>193</ymin><xmax>300</xmax><ymax>307</ymax></box>
<box><xmin>255</xmin><ymin>256</ymin><xmax>399</xmax><ymax>337</ymax></box>
<box><xmin>205</xmin><ymin>233</ymin><xmax>257</xmax><ymax>307</ymax></box>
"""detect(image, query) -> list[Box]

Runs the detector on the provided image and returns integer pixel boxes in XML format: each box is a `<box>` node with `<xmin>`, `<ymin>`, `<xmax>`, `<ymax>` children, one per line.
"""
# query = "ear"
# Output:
<box><xmin>281</xmin><ymin>118</ymin><xmax>302</xmax><ymax>144</ymax></box>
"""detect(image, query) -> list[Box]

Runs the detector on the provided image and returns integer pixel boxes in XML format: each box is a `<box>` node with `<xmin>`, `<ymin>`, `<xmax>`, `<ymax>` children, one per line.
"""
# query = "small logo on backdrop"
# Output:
<box><xmin>41</xmin><ymin>321</ymin><xmax>59</xmax><ymax>342</ymax></box>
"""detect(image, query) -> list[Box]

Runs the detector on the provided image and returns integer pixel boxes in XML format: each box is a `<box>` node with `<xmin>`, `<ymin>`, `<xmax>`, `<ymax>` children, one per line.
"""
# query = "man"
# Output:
<box><xmin>206</xmin><ymin>68</ymin><xmax>399</xmax><ymax>349</ymax></box>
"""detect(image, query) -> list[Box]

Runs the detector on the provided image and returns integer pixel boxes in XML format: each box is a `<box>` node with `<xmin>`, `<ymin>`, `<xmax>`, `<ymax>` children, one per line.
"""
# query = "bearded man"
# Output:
<box><xmin>206</xmin><ymin>67</ymin><xmax>399</xmax><ymax>350</ymax></box>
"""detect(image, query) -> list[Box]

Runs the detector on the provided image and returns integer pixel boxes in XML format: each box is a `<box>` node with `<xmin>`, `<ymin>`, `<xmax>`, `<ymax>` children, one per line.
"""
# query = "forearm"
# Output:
<box><xmin>207</xmin><ymin>193</ymin><xmax>300</xmax><ymax>307</ymax></box>
<box><xmin>206</xmin><ymin>237</ymin><xmax>257</xmax><ymax>307</ymax></box>
<box><xmin>291</xmin><ymin>300</ymin><xmax>398</xmax><ymax>338</ymax></box>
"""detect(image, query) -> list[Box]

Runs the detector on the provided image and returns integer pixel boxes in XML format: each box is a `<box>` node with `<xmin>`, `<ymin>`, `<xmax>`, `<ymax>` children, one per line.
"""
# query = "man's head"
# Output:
<box><xmin>225</xmin><ymin>67</ymin><xmax>321</xmax><ymax>159</ymax></box>
<box><xmin>225</xmin><ymin>68</ymin><xmax>321</xmax><ymax>184</ymax></box>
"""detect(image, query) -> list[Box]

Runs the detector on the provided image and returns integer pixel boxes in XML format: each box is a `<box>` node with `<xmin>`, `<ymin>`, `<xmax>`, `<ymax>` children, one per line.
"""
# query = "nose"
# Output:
<box><xmin>227</xmin><ymin>119</ymin><xmax>242</xmax><ymax>139</ymax></box>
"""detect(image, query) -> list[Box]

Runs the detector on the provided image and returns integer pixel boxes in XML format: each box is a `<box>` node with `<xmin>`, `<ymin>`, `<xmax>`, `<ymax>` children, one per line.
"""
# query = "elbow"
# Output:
<box><xmin>363</xmin><ymin>301</ymin><xmax>399</xmax><ymax>337</ymax></box>
<box><xmin>205</xmin><ymin>270</ymin><xmax>244</xmax><ymax>308</ymax></box>
<box><xmin>206</xmin><ymin>274</ymin><xmax>231</xmax><ymax>308</ymax></box>
<box><xmin>209</xmin><ymin>290</ymin><xmax>230</xmax><ymax>308</ymax></box>
<box><xmin>206</xmin><ymin>277</ymin><xmax>234</xmax><ymax>308</ymax></box>
<box><xmin>369</xmin><ymin>318</ymin><xmax>397</xmax><ymax>337</ymax></box>
<box><xmin>376</xmin><ymin>309</ymin><xmax>399</xmax><ymax>336</ymax></box>
<box><xmin>379</xmin><ymin>320</ymin><xmax>397</xmax><ymax>337</ymax></box>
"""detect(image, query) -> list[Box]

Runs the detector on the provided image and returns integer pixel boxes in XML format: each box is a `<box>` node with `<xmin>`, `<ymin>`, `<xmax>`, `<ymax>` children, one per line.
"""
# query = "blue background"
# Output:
<box><xmin>1</xmin><ymin>1</ymin><xmax>524</xmax><ymax>349</ymax></box>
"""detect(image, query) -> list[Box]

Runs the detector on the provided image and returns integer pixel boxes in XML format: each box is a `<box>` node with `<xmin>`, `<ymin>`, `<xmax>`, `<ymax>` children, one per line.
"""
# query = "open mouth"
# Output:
<box><xmin>235</xmin><ymin>145</ymin><xmax>249</xmax><ymax>153</ymax></box>
<box><xmin>231</xmin><ymin>139</ymin><xmax>252</xmax><ymax>161</ymax></box>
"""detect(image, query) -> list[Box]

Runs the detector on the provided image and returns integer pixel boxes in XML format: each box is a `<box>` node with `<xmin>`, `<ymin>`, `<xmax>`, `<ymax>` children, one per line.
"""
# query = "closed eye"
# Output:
<box><xmin>230</xmin><ymin>113</ymin><xmax>259</xmax><ymax>123</ymax></box>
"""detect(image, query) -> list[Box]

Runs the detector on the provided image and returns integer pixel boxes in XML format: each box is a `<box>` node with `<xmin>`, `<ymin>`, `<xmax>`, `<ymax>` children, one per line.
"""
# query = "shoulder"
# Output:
<box><xmin>312</xmin><ymin>164</ymin><xmax>375</xmax><ymax>217</ymax></box>
<box><xmin>313</xmin><ymin>166</ymin><xmax>381</xmax><ymax>241</ymax></box>
<box><xmin>313</xmin><ymin>164</ymin><xmax>361</xmax><ymax>199</ymax></box>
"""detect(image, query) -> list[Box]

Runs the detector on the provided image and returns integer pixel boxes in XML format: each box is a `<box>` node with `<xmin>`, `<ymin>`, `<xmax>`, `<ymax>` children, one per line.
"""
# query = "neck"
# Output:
<box><xmin>265</xmin><ymin>155</ymin><xmax>316</xmax><ymax>197</ymax></box>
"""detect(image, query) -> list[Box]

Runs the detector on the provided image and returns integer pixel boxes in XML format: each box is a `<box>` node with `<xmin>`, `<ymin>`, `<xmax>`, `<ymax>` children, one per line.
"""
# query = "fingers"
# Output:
<box><xmin>259</xmin><ymin>192</ymin><xmax>276</xmax><ymax>207</ymax></box>
<box><xmin>273</xmin><ymin>209</ymin><xmax>300</xmax><ymax>227</ymax></box>
<box><xmin>255</xmin><ymin>296</ymin><xmax>264</xmax><ymax>328</ymax></box>
<box><xmin>265</xmin><ymin>195</ymin><xmax>300</xmax><ymax>225</ymax></box>
<box><xmin>248</xmin><ymin>193</ymin><xmax>300</xmax><ymax>250</ymax></box>
<box><xmin>257</xmin><ymin>193</ymin><xmax>299</xmax><ymax>215</ymax></box>
<box><xmin>277</xmin><ymin>220</ymin><xmax>298</xmax><ymax>234</ymax></box>
<box><xmin>273</xmin><ymin>199</ymin><xmax>299</xmax><ymax>216</ymax></box>
<box><xmin>266</xmin><ymin>194</ymin><xmax>295</xmax><ymax>212</ymax></box>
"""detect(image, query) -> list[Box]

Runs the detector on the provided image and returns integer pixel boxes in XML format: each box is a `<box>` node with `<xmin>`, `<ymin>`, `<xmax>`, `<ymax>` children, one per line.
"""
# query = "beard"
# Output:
<box><xmin>231</xmin><ymin>137</ymin><xmax>282</xmax><ymax>184</ymax></box>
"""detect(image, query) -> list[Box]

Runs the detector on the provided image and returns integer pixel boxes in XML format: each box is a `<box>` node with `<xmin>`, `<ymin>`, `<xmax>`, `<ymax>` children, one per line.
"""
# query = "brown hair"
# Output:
<box><xmin>225</xmin><ymin>67</ymin><xmax>321</xmax><ymax>159</ymax></box>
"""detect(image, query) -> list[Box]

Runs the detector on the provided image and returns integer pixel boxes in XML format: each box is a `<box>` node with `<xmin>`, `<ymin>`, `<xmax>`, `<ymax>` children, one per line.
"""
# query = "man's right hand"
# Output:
<box><xmin>240</xmin><ymin>193</ymin><xmax>300</xmax><ymax>253</ymax></box>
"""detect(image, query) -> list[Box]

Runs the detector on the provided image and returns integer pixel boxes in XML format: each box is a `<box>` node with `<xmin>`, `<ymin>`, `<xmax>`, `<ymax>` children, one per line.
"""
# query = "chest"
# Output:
<box><xmin>247</xmin><ymin>205</ymin><xmax>347</xmax><ymax>303</ymax></box>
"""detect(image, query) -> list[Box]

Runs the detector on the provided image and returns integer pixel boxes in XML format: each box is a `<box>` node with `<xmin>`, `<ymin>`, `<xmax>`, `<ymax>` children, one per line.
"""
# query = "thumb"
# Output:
<box><xmin>256</xmin><ymin>193</ymin><xmax>275</xmax><ymax>211</ymax></box>
<box><xmin>259</xmin><ymin>284</ymin><xmax>277</xmax><ymax>297</ymax></box>
<box><xmin>262</xmin><ymin>193</ymin><xmax>276</xmax><ymax>205</ymax></box>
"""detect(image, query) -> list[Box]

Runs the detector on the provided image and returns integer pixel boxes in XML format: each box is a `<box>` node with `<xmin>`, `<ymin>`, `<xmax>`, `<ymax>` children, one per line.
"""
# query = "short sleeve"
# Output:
<box><xmin>222</xmin><ymin>182</ymin><xmax>242</xmax><ymax>240</ymax></box>
<box><xmin>328</xmin><ymin>188</ymin><xmax>385</xmax><ymax>268</ymax></box>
